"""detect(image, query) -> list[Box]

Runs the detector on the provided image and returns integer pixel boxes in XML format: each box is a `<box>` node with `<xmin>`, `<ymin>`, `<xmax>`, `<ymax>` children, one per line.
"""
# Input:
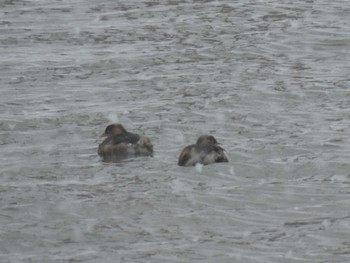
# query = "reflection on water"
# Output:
<box><xmin>1</xmin><ymin>0</ymin><xmax>350</xmax><ymax>262</ymax></box>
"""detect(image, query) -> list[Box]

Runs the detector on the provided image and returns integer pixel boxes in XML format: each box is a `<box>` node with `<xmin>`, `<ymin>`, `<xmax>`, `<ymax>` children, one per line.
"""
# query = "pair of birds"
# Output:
<box><xmin>98</xmin><ymin>124</ymin><xmax>229</xmax><ymax>166</ymax></box>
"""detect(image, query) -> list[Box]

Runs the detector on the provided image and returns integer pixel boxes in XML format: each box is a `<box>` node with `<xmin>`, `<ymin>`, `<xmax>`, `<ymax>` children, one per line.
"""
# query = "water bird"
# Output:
<box><xmin>178</xmin><ymin>135</ymin><xmax>229</xmax><ymax>166</ymax></box>
<box><xmin>98</xmin><ymin>124</ymin><xmax>153</xmax><ymax>162</ymax></box>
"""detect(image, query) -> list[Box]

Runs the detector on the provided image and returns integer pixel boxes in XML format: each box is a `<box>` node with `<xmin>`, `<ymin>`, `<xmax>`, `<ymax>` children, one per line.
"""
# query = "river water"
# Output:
<box><xmin>1</xmin><ymin>0</ymin><xmax>350</xmax><ymax>262</ymax></box>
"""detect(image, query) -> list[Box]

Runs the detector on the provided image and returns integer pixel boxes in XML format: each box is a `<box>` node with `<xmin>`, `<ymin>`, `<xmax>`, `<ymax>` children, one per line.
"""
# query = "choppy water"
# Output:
<box><xmin>1</xmin><ymin>0</ymin><xmax>350</xmax><ymax>262</ymax></box>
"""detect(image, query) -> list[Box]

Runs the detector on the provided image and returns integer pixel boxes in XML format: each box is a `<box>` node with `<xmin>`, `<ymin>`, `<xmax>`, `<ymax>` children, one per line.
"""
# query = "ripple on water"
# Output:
<box><xmin>1</xmin><ymin>0</ymin><xmax>350</xmax><ymax>262</ymax></box>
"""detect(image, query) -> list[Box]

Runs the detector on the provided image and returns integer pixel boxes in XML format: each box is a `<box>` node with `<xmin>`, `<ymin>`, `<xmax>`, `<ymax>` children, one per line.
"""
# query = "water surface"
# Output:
<box><xmin>1</xmin><ymin>0</ymin><xmax>350</xmax><ymax>262</ymax></box>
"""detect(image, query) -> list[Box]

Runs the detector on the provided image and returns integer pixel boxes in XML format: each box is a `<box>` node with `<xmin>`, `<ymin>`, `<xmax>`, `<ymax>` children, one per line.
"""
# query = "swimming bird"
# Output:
<box><xmin>98</xmin><ymin>124</ymin><xmax>153</xmax><ymax>162</ymax></box>
<box><xmin>178</xmin><ymin>135</ymin><xmax>229</xmax><ymax>166</ymax></box>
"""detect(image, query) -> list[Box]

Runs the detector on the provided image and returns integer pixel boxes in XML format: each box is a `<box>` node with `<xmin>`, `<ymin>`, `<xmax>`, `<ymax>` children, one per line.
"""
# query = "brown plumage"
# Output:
<box><xmin>178</xmin><ymin>135</ymin><xmax>229</xmax><ymax>167</ymax></box>
<box><xmin>98</xmin><ymin>124</ymin><xmax>153</xmax><ymax>162</ymax></box>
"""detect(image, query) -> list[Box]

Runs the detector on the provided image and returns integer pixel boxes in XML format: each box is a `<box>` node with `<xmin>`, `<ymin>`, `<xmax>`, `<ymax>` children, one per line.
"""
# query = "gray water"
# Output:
<box><xmin>1</xmin><ymin>0</ymin><xmax>350</xmax><ymax>262</ymax></box>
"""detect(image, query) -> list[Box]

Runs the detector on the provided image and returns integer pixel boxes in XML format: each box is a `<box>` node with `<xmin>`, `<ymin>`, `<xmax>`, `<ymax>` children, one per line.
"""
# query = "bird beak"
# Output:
<box><xmin>100</xmin><ymin>132</ymin><xmax>107</xmax><ymax>137</ymax></box>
